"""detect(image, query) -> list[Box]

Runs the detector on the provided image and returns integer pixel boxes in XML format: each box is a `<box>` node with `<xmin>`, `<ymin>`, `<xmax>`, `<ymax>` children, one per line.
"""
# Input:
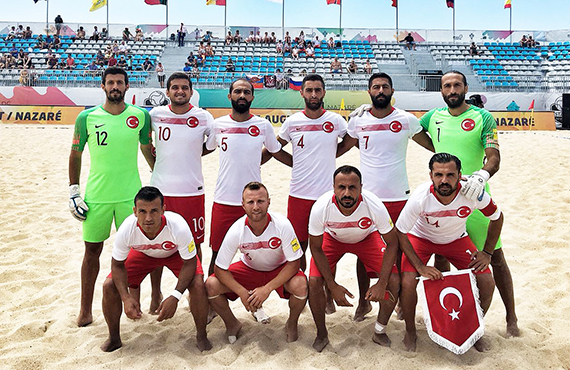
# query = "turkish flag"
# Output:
<box><xmin>419</xmin><ymin>269</ymin><xmax>484</xmax><ymax>354</ymax></box>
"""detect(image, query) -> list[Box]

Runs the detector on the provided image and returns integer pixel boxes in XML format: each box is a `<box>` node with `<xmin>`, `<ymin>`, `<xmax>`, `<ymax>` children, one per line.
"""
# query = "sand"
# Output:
<box><xmin>1</xmin><ymin>124</ymin><xmax>569</xmax><ymax>370</ymax></box>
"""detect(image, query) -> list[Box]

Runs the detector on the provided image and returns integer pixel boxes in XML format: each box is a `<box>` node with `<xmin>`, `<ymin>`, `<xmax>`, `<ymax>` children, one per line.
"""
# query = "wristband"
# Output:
<box><xmin>482</xmin><ymin>250</ymin><xmax>493</xmax><ymax>257</ymax></box>
<box><xmin>170</xmin><ymin>290</ymin><xmax>183</xmax><ymax>301</ymax></box>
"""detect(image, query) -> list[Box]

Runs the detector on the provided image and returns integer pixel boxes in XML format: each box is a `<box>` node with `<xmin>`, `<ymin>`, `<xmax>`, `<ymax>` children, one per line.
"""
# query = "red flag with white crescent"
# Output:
<box><xmin>418</xmin><ymin>269</ymin><xmax>484</xmax><ymax>354</ymax></box>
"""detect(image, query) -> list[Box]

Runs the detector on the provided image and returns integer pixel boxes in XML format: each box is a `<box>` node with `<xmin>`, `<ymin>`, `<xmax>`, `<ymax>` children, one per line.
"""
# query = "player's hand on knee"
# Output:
<box><xmin>418</xmin><ymin>265</ymin><xmax>443</xmax><ymax>280</ymax></box>
<box><xmin>460</xmin><ymin>170</ymin><xmax>490</xmax><ymax>201</ymax></box>
<box><xmin>348</xmin><ymin>104</ymin><xmax>372</xmax><ymax>118</ymax></box>
<box><xmin>330</xmin><ymin>283</ymin><xmax>354</xmax><ymax>307</ymax></box>
<box><xmin>123</xmin><ymin>297</ymin><xmax>142</xmax><ymax>320</ymax></box>
<box><xmin>468</xmin><ymin>251</ymin><xmax>492</xmax><ymax>273</ymax></box>
<box><xmin>239</xmin><ymin>292</ymin><xmax>255</xmax><ymax>312</ymax></box>
<box><xmin>157</xmin><ymin>296</ymin><xmax>179</xmax><ymax>322</ymax></box>
<box><xmin>247</xmin><ymin>286</ymin><xmax>270</xmax><ymax>309</ymax></box>
<box><xmin>69</xmin><ymin>184</ymin><xmax>89</xmax><ymax>221</ymax></box>
<box><xmin>365</xmin><ymin>282</ymin><xmax>386</xmax><ymax>302</ymax></box>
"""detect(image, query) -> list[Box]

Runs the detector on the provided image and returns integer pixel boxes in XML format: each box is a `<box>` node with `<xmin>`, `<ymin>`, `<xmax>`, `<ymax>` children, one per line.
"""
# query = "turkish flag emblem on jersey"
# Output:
<box><xmin>419</xmin><ymin>269</ymin><xmax>484</xmax><ymax>354</ymax></box>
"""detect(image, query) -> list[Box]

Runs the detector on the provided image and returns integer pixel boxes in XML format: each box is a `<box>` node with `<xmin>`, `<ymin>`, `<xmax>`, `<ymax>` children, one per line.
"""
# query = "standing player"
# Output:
<box><xmin>396</xmin><ymin>153</ymin><xmax>499</xmax><ymax>352</ymax></box>
<box><xmin>308</xmin><ymin>166</ymin><xmax>400</xmax><ymax>352</ymax></box>
<box><xmin>139</xmin><ymin>73</ymin><xmax>213</xmax><ymax>313</ymax></box>
<box><xmin>101</xmin><ymin>187</ymin><xmax>211</xmax><ymax>352</ymax></box>
<box><xmin>337</xmin><ymin>72</ymin><xmax>434</xmax><ymax>321</ymax></box>
<box><xmin>420</xmin><ymin>71</ymin><xmax>519</xmax><ymax>337</ymax></box>
<box><xmin>68</xmin><ymin>67</ymin><xmax>154</xmax><ymax>327</ymax></box>
<box><xmin>204</xmin><ymin>78</ymin><xmax>288</xmax><ymax>278</ymax></box>
<box><xmin>265</xmin><ymin>74</ymin><xmax>348</xmax><ymax>272</ymax></box>
<box><xmin>205</xmin><ymin>182</ymin><xmax>307</xmax><ymax>343</ymax></box>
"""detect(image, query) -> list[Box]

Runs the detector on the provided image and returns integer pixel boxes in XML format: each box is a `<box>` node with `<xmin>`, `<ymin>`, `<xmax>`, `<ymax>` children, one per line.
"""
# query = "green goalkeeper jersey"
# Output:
<box><xmin>71</xmin><ymin>104</ymin><xmax>151</xmax><ymax>203</ymax></box>
<box><xmin>420</xmin><ymin>105</ymin><xmax>499</xmax><ymax>175</ymax></box>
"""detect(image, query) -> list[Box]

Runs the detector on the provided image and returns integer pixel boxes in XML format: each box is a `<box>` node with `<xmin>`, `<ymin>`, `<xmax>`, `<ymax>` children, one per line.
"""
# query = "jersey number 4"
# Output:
<box><xmin>297</xmin><ymin>135</ymin><xmax>304</xmax><ymax>148</ymax></box>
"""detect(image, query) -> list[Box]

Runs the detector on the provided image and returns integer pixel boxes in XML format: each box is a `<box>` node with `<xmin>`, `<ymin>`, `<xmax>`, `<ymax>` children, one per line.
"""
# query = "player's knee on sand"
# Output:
<box><xmin>286</xmin><ymin>276</ymin><xmax>308</xmax><ymax>298</ymax></box>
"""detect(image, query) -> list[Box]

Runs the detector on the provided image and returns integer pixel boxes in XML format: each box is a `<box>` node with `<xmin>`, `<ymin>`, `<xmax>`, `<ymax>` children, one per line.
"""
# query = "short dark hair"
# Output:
<box><xmin>102</xmin><ymin>66</ymin><xmax>128</xmax><ymax>85</ymax></box>
<box><xmin>301</xmin><ymin>74</ymin><xmax>325</xmax><ymax>90</ymax></box>
<box><xmin>368</xmin><ymin>72</ymin><xmax>393</xmax><ymax>89</ymax></box>
<box><xmin>333</xmin><ymin>165</ymin><xmax>362</xmax><ymax>183</ymax></box>
<box><xmin>242</xmin><ymin>181</ymin><xmax>268</xmax><ymax>196</ymax></box>
<box><xmin>441</xmin><ymin>70</ymin><xmax>468</xmax><ymax>87</ymax></box>
<box><xmin>428</xmin><ymin>153</ymin><xmax>462</xmax><ymax>172</ymax></box>
<box><xmin>167</xmin><ymin>72</ymin><xmax>192</xmax><ymax>90</ymax></box>
<box><xmin>229</xmin><ymin>78</ymin><xmax>254</xmax><ymax>95</ymax></box>
<box><xmin>134</xmin><ymin>186</ymin><xmax>164</xmax><ymax>206</ymax></box>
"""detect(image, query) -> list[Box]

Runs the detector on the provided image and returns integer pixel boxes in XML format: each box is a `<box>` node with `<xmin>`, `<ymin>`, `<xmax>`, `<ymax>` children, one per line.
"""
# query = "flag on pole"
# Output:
<box><xmin>446</xmin><ymin>0</ymin><xmax>454</xmax><ymax>8</ymax></box>
<box><xmin>145</xmin><ymin>0</ymin><xmax>167</xmax><ymax>4</ymax></box>
<box><xmin>391</xmin><ymin>0</ymin><xmax>397</xmax><ymax>7</ymax></box>
<box><xmin>504</xmin><ymin>0</ymin><xmax>511</xmax><ymax>9</ymax></box>
<box><xmin>33</xmin><ymin>0</ymin><xmax>45</xmax><ymax>3</ymax></box>
<box><xmin>206</xmin><ymin>0</ymin><xmax>226</xmax><ymax>5</ymax></box>
<box><xmin>528</xmin><ymin>100</ymin><xmax>535</xmax><ymax>110</ymax></box>
<box><xmin>418</xmin><ymin>270</ymin><xmax>485</xmax><ymax>355</ymax></box>
<box><xmin>326</xmin><ymin>0</ymin><xmax>341</xmax><ymax>4</ymax></box>
<box><xmin>89</xmin><ymin>0</ymin><xmax>107</xmax><ymax>12</ymax></box>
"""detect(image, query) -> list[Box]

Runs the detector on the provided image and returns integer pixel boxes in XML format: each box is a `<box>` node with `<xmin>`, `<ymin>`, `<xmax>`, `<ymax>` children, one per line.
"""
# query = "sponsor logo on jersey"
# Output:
<box><xmin>95</xmin><ymin>123</ymin><xmax>105</xmax><ymax>128</ymax></box>
<box><xmin>268</xmin><ymin>237</ymin><xmax>282</xmax><ymax>249</ymax></box>
<box><xmin>322</xmin><ymin>121</ymin><xmax>334</xmax><ymax>133</ymax></box>
<box><xmin>187</xmin><ymin>240</ymin><xmax>196</xmax><ymax>253</ymax></box>
<box><xmin>389</xmin><ymin>120</ymin><xmax>403</xmax><ymax>133</ymax></box>
<box><xmin>357</xmin><ymin>217</ymin><xmax>373</xmax><ymax>229</ymax></box>
<box><xmin>456</xmin><ymin>206</ymin><xmax>472</xmax><ymax>218</ymax></box>
<box><xmin>161</xmin><ymin>241</ymin><xmax>177</xmax><ymax>251</ymax></box>
<box><xmin>291</xmin><ymin>238</ymin><xmax>300</xmax><ymax>252</ymax></box>
<box><xmin>461</xmin><ymin>119</ymin><xmax>475</xmax><ymax>131</ymax></box>
<box><xmin>248</xmin><ymin>125</ymin><xmax>260</xmax><ymax>136</ymax></box>
<box><xmin>126</xmin><ymin>115</ymin><xmax>140</xmax><ymax>129</ymax></box>
<box><xmin>187</xmin><ymin>116</ymin><xmax>199</xmax><ymax>128</ymax></box>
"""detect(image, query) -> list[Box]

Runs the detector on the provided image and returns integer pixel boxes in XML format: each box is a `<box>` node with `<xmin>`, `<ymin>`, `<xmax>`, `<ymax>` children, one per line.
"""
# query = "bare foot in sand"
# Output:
<box><xmin>101</xmin><ymin>337</ymin><xmax>122</xmax><ymax>352</ymax></box>
<box><xmin>372</xmin><ymin>332</ymin><xmax>391</xmax><ymax>347</ymax></box>
<box><xmin>403</xmin><ymin>332</ymin><xmax>417</xmax><ymax>352</ymax></box>
<box><xmin>285</xmin><ymin>319</ymin><xmax>299</xmax><ymax>342</ymax></box>
<box><xmin>353</xmin><ymin>301</ymin><xmax>372</xmax><ymax>322</ymax></box>
<box><xmin>77</xmin><ymin>312</ymin><xmax>93</xmax><ymax>327</ymax></box>
<box><xmin>196</xmin><ymin>334</ymin><xmax>212</xmax><ymax>352</ymax></box>
<box><xmin>474</xmin><ymin>336</ymin><xmax>491</xmax><ymax>352</ymax></box>
<box><xmin>312</xmin><ymin>335</ymin><xmax>330</xmax><ymax>352</ymax></box>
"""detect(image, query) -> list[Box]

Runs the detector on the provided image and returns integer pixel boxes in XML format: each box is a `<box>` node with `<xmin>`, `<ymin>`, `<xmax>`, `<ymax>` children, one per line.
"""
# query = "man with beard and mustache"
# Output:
<box><xmin>308</xmin><ymin>165</ymin><xmax>400</xmax><ymax>352</ymax></box>
<box><xmin>420</xmin><ymin>71</ymin><xmax>519</xmax><ymax>338</ymax></box>
<box><xmin>68</xmin><ymin>67</ymin><xmax>154</xmax><ymax>327</ymax></box>
<box><xmin>336</xmin><ymin>72</ymin><xmax>433</xmax><ymax>322</ymax></box>
<box><xmin>396</xmin><ymin>152</ymin><xmax>500</xmax><ymax>352</ymax></box>
<box><xmin>263</xmin><ymin>74</ymin><xmax>349</xmax><ymax>273</ymax></box>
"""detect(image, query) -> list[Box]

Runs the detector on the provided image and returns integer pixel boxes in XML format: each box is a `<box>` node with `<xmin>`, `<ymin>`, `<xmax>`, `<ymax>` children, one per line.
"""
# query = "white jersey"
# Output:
<box><xmin>112</xmin><ymin>211</ymin><xmax>196</xmax><ymax>261</ymax></box>
<box><xmin>150</xmin><ymin>105</ymin><xmax>213</xmax><ymax>196</ymax></box>
<box><xmin>309</xmin><ymin>189</ymin><xmax>394</xmax><ymax>244</ymax></box>
<box><xmin>216</xmin><ymin>212</ymin><xmax>303</xmax><ymax>272</ymax></box>
<box><xmin>279</xmin><ymin>110</ymin><xmax>347</xmax><ymax>200</ymax></box>
<box><xmin>396</xmin><ymin>182</ymin><xmax>502</xmax><ymax>244</ymax></box>
<box><xmin>347</xmin><ymin>108</ymin><xmax>422</xmax><ymax>201</ymax></box>
<box><xmin>205</xmin><ymin>114</ymin><xmax>282</xmax><ymax>206</ymax></box>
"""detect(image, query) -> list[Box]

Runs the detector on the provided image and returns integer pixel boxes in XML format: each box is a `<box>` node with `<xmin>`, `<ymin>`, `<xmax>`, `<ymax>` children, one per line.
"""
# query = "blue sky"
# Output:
<box><xmin>2</xmin><ymin>0</ymin><xmax>569</xmax><ymax>32</ymax></box>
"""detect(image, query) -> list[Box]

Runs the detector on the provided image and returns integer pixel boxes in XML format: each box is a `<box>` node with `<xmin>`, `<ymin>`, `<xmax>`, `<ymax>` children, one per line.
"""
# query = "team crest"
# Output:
<box><xmin>461</xmin><ymin>119</ymin><xmax>475</xmax><ymax>131</ymax></box>
<box><xmin>126</xmin><ymin>116</ymin><xmax>139</xmax><ymax>129</ymax></box>
<box><xmin>389</xmin><ymin>121</ymin><xmax>403</xmax><ymax>133</ymax></box>
<box><xmin>248</xmin><ymin>125</ymin><xmax>261</xmax><ymax>137</ymax></box>
<box><xmin>456</xmin><ymin>206</ymin><xmax>472</xmax><ymax>218</ymax></box>
<box><xmin>186</xmin><ymin>116</ymin><xmax>199</xmax><ymax>128</ymax></box>
<box><xmin>357</xmin><ymin>217</ymin><xmax>373</xmax><ymax>229</ymax></box>
<box><xmin>161</xmin><ymin>241</ymin><xmax>177</xmax><ymax>251</ymax></box>
<box><xmin>268</xmin><ymin>237</ymin><xmax>282</xmax><ymax>249</ymax></box>
<box><xmin>322</xmin><ymin>121</ymin><xmax>334</xmax><ymax>133</ymax></box>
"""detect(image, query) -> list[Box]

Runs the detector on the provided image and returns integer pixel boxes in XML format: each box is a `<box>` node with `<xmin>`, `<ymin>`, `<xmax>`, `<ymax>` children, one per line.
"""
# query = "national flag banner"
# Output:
<box><xmin>246</xmin><ymin>75</ymin><xmax>265</xmax><ymax>89</ymax></box>
<box><xmin>391</xmin><ymin>0</ymin><xmax>397</xmax><ymax>7</ymax></box>
<box><xmin>289</xmin><ymin>76</ymin><xmax>303</xmax><ymax>91</ymax></box>
<box><xmin>326</xmin><ymin>0</ymin><xmax>341</xmax><ymax>5</ymax></box>
<box><xmin>89</xmin><ymin>0</ymin><xmax>107</xmax><ymax>12</ymax></box>
<box><xmin>418</xmin><ymin>269</ymin><xmax>484</xmax><ymax>355</ymax></box>
<box><xmin>206</xmin><ymin>0</ymin><xmax>226</xmax><ymax>5</ymax></box>
<box><xmin>145</xmin><ymin>0</ymin><xmax>167</xmax><ymax>4</ymax></box>
<box><xmin>446</xmin><ymin>0</ymin><xmax>454</xmax><ymax>8</ymax></box>
<box><xmin>528</xmin><ymin>100</ymin><xmax>535</xmax><ymax>110</ymax></box>
<box><xmin>504</xmin><ymin>0</ymin><xmax>511</xmax><ymax>9</ymax></box>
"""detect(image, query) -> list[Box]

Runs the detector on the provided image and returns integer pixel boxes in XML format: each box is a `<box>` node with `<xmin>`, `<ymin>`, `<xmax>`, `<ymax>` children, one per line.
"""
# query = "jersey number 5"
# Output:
<box><xmin>221</xmin><ymin>137</ymin><xmax>228</xmax><ymax>151</ymax></box>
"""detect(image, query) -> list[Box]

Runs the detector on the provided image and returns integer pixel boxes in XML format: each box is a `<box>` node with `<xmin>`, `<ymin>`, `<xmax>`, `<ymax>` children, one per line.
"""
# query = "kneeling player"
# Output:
<box><xmin>396</xmin><ymin>153</ymin><xmax>500</xmax><ymax>352</ymax></box>
<box><xmin>205</xmin><ymin>182</ymin><xmax>307</xmax><ymax>343</ymax></box>
<box><xmin>101</xmin><ymin>186</ymin><xmax>211</xmax><ymax>352</ymax></box>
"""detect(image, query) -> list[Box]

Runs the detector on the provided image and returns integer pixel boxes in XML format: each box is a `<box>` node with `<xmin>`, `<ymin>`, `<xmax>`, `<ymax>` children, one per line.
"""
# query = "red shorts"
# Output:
<box><xmin>209</xmin><ymin>202</ymin><xmax>245</xmax><ymax>252</ymax></box>
<box><xmin>108</xmin><ymin>249</ymin><xmax>204</xmax><ymax>289</ymax></box>
<box><xmin>383</xmin><ymin>200</ymin><xmax>407</xmax><ymax>223</ymax></box>
<box><xmin>287</xmin><ymin>195</ymin><xmax>316</xmax><ymax>242</ymax></box>
<box><xmin>213</xmin><ymin>260</ymin><xmax>306</xmax><ymax>300</ymax></box>
<box><xmin>309</xmin><ymin>232</ymin><xmax>398</xmax><ymax>278</ymax></box>
<box><xmin>401</xmin><ymin>234</ymin><xmax>491</xmax><ymax>275</ymax></box>
<box><xmin>164</xmin><ymin>195</ymin><xmax>205</xmax><ymax>244</ymax></box>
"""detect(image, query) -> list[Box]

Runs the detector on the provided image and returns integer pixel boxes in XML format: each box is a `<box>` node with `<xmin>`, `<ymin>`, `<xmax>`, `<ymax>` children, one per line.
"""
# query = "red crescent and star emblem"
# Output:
<box><xmin>322</xmin><ymin>121</ymin><xmax>334</xmax><ymax>133</ymax></box>
<box><xmin>268</xmin><ymin>237</ymin><xmax>282</xmax><ymax>249</ymax></box>
<box><xmin>456</xmin><ymin>206</ymin><xmax>472</xmax><ymax>218</ymax></box>
<box><xmin>248</xmin><ymin>125</ymin><xmax>260</xmax><ymax>137</ymax></box>
<box><xmin>161</xmin><ymin>241</ymin><xmax>177</xmax><ymax>251</ymax></box>
<box><xmin>461</xmin><ymin>119</ymin><xmax>475</xmax><ymax>131</ymax></box>
<box><xmin>389</xmin><ymin>121</ymin><xmax>402</xmax><ymax>133</ymax></box>
<box><xmin>358</xmin><ymin>217</ymin><xmax>373</xmax><ymax>229</ymax></box>
<box><xmin>186</xmin><ymin>116</ymin><xmax>199</xmax><ymax>128</ymax></box>
<box><xmin>126</xmin><ymin>116</ymin><xmax>139</xmax><ymax>129</ymax></box>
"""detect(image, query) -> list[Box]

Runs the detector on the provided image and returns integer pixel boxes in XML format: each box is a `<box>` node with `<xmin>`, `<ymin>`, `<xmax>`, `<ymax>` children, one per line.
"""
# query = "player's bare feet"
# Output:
<box><xmin>372</xmin><ymin>332</ymin><xmax>391</xmax><ymax>347</ymax></box>
<box><xmin>474</xmin><ymin>336</ymin><xmax>491</xmax><ymax>352</ymax></box>
<box><xmin>226</xmin><ymin>321</ymin><xmax>242</xmax><ymax>344</ymax></box>
<box><xmin>149</xmin><ymin>292</ymin><xmax>163</xmax><ymax>315</ymax></box>
<box><xmin>285</xmin><ymin>319</ymin><xmax>299</xmax><ymax>342</ymax></box>
<box><xmin>403</xmin><ymin>332</ymin><xmax>417</xmax><ymax>352</ymax></box>
<box><xmin>101</xmin><ymin>337</ymin><xmax>122</xmax><ymax>352</ymax></box>
<box><xmin>312</xmin><ymin>335</ymin><xmax>330</xmax><ymax>352</ymax></box>
<box><xmin>76</xmin><ymin>312</ymin><xmax>93</xmax><ymax>327</ymax></box>
<box><xmin>196</xmin><ymin>334</ymin><xmax>212</xmax><ymax>351</ymax></box>
<box><xmin>506</xmin><ymin>320</ymin><xmax>520</xmax><ymax>337</ymax></box>
<box><xmin>353</xmin><ymin>301</ymin><xmax>372</xmax><ymax>322</ymax></box>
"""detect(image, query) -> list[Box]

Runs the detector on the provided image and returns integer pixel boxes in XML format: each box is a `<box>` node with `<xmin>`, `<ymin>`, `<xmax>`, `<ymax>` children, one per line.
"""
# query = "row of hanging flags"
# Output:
<box><xmin>325</xmin><ymin>0</ymin><xmax>511</xmax><ymax>7</ymax></box>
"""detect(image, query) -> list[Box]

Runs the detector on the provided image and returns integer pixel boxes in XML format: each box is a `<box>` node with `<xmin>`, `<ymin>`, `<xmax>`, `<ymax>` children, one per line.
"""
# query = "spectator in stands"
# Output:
<box><xmin>65</xmin><ymin>55</ymin><xmax>76</xmax><ymax>70</ymax></box>
<box><xmin>47</xmin><ymin>54</ymin><xmax>58</xmax><ymax>69</ymax></box>
<box><xmin>330</xmin><ymin>57</ymin><xmax>342</xmax><ymax>74</ymax></box>
<box><xmin>312</xmin><ymin>35</ymin><xmax>320</xmax><ymax>48</ymax></box>
<box><xmin>327</xmin><ymin>37</ymin><xmax>334</xmax><ymax>49</ymax></box>
<box><xmin>24</xmin><ymin>26</ymin><xmax>33</xmax><ymax>39</ymax></box>
<box><xmin>135</xmin><ymin>28</ymin><xmax>144</xmax><ymax>42</ymax></box>
<box><xmin>90</xmin><ymin>26</ymin><xmax>100</xmax><ymax>41</ymax></box>
<box><xmin>6</xmin><ymin>26</ymin><xmax>16</xmax><ymax>41</ymax></box>
<box><xmin>205</xmin><ymin>42</ymin><xmax>215</xmax><ymax>57</ymax></box>
<box><xmin>187</xmin><ymin>52</ymin><xmax>196</xmax><ymax>66</ymax></box>
<box><xmin>52</xmin><ymin>35</ymin><xmax>61</xmax><ymax>49</ymax></box>
<box><xmin>118</xmin><ymin>41</ymin><xmax>129</xmax><ymax>55</ymax></box>
<box><xmin>402</xmin><ymin>32</ymin><xmax>416</xmax><ymax>50</ymax></box>
<box><xmin>284</xmin><ymin>41</ymin><xmax>292</xmax><ymax>54</ymax></box>
<box><xmin>255</xmin><ymin>31</ymin><xmax>262</xmax><ymax>43</ymax></box>
<box><xmin>142</xmin><ymin>57</ymin><xmax>153</xmax><ymax>71</ymax></box>
<box><xmin>246</xmin><ymin>31</ymin><xmax>255</xmax><ymax>43</ymax></box>
<box><xmin>295</xmin><ymin>30</ymin><xmax>305</xmax><ymax>44</ymax></box>
<box><xmin>87</xmin><ymin>61</ymin><xmax>99</xmax><ymax>74</ymax></box>
<box><xmin>76</xmin><ymin>26</ymin><xmax>86</xmax><ymax>40</ymax></box>
<box><xmin>467</xmin><ymin>94</ymin><xmax>485</xmax><ymax>108</ymax></box>
<box><xmin>364</xmin><ymin>59</ymin><xmax>372</xmax><ymax>74</ymax></box>
<box><xmin>23</xmin><ymin>53</ymin><xmax>32</xmax><ymax>70</ymax></box>
<box><xmin>284</xmin><ymin>31</ymin><xmax>291</xmax><ymax>44</ymax></box>
<box><xmin>300</xmin><ymin>69</ymin><xmax>307</xmax><ymax>77</ymax></box>
<box><xmin>183</xmin><ymin>62</ymin><xmax>192</xmax><ymax>73</ymax></box>
<box><xmin>35</xmin><ymin>35</ymin><xmax>45</xmax><ymax>49</ymax></box>
<box><xmin>100</xmin><ymin>27</ymin><xmax>108</xmax><ymax>40</ymax></box>
<box><xmin>96</xmin><ymin>50</ymin><xmax>105</xmax><ymax>67</ymax></box>
<box><xmin>276</xmin><ymin>40</ymin><xmax>283</xmax><ymax>54</ymax></box>
<box><xmin>112</xmin><ymin>41</ymin><xmax>120</xmax><ymax>55</ymax></box>
<box><xmin>275</xmin><ymin>68</ymin><xmax>287</xmax><ymax>90</ymax></box>
<box><xmin>19</xmin><ymin>69</ymin><xmax>31</xmax><ymax>86</ymax></box>
<box><xmin>198</xmin><ymin>41</ymin><xmax>206</xmax><ymax>57</ymax></box>
<box><xmin>469</xmin><ymin>42</ymin><xmax>479</xmax><ymax>56</ymax></box>
<box><xmin>225</xmin><ymin>58</ymin><xmax>235</xmax><ymax>72</ymax></box>
<box><xmin>177</xmin><ymin>23</ymin><xmax>187</xmax><ymax>47</ymax></box>
<box><xmin>9</xmin><ymin>45</ymin><xmax>18</xmax><ymax>58</ymax></box>
<box><xmin>196</xmin><ymin>53</ymin><xmax>203</xmax><ymax>67</ymax></box>
<box><xmin>306</xmin><ymin>44</ymin><xmax>315</xmax><ymax>58</ymax></box>
<box><xmin>291</xmin><ymin>45</ymin><xmax>299</xmax><ymax>59</ymax></box>
<box><xmin>55</xmin><ymin>15</ymin><xmax>64</xmax><ymax>36</ymax></box>
<box><xmin>297</xmin><ymin>37</ymin><xmax>306</xmax><ymax>51</ymax></box>
<box><xmin>107</xmin><ymin>54</ymin><xmax>118</xmax><ymax>67</ymax></box>
<box><xmin>126</xmin><ymin>55</ymin><xmax>133</xmax><ymax>70</ymax></box>
<box><xmin>16</xmin><ymin>25</ymin><xmax>25</xmax><ymax>38</ymax></box>
<box><xmin>45</xmin><ymin>33</ymin><xmax>54</xmax><ymax>48</ymax></box>
<box><xmin>225</xmin><ymin>31</ymin><xmax>233</xmax><ymax>45</ymax></box>
<box><xmin>203</xmin><ymin>31</ymin><xmax>212</xmax><ymax>42</ymax></box>
<box><xmin>528</xmin><ymin>35</ymin><xmax>536</xmax><ymax>48</ymax></box>
<box><xmin>520</xmin><ymin>35</ymin><xmax>528</xmax><ymax>48</ymax></box>
<box><xmin>123</xmin><ymin>27</ymin><xmax>133</xmax><ymax>41</ymax></box>
<box><xmin>270</xmin><ymin>32</ymin><xmax>277</xmax><ymax>43</ymax></box>
<box><xmin>263</xmin><ymin>32</ymin><xmax>270</xmax><ymax>44</ymax></box>
<box><xmin>117</xmin><ymin>56</ymin><xmax>127</xmax><ymax>69</ymax></box>
<box><xmin>191</xmin><ymin>64</ymin><xmax>200</xmax><ymax>79</ymax></box>
<box><xmin>347</xmin><ymin>59</ymin><xmax>357</xmax><ymax>74</ymax></box>
<box><xmin>234</xmin><ymin>30</ymin><xmax>242</xmax><ymax>43</ymax></box>
<box><xmin>156</xmin><ymin>62</ymin><xmax>166</xmax><ymax>88</ymax></box>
